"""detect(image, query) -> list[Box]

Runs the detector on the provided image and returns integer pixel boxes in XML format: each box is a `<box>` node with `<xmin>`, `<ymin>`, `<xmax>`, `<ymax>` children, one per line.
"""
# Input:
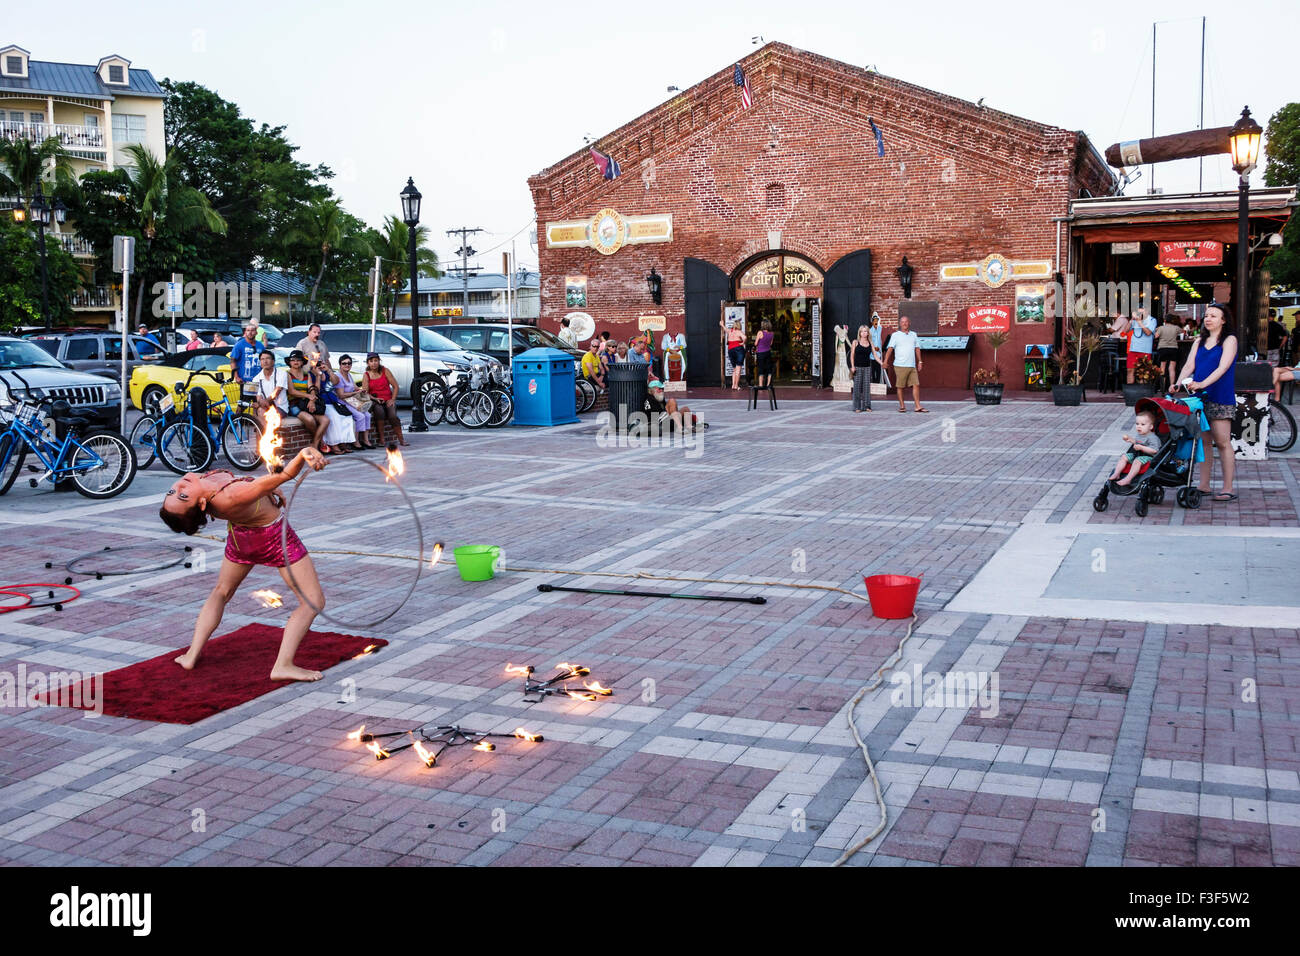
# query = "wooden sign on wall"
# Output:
<box><xmin>898</xmin><ymin>300</ymin><xmax>940</xmax><ymax>336</ymax></box>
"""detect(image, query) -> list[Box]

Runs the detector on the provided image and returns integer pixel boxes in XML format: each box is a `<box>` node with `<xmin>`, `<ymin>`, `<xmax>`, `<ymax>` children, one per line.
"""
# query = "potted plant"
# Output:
<box><xmin>1124</xmin><ymin>356</ymin><xmax>1160</xmax><ymax>405</ymax></box>
<box><xmin>1052</xmin><ymin>314</ymin><xmax>1099</xmax><ymax>406</ymax></box>
<box><xmin>972</xmin><ymin>330</ymin><xmax>1009</xmax><ymax>405</ymax></box>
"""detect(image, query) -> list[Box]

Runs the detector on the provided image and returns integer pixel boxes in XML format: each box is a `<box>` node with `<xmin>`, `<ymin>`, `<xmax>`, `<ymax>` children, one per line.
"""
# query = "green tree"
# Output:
<box><xmin>1263</xmin><ymin>102</ymin><xmax>1300</xmax><ymax>291</ymax></box>
<box><xmin>0</xmin><ymin>136</ymin><xmax>72</xmax><ymax>210</ymax></box>
<box><xmin>285</xmin><ymin>199</ymin><xmax>369</xmax><ymax>324</ymax></box>
<box><xmin>0</xmin><ymin>215</ymin><xmax>83</xmax><ymax>333</ymax></box>
<box><xmin>372</xmin><ymin>215</ymin><xmax>440</xmax><ymax>321</ymax></box>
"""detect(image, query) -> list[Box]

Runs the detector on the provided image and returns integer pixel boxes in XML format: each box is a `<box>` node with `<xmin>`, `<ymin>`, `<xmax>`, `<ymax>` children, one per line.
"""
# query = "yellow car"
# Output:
<box><xmin>129</xmin><ymin>347</ymin><xmax>232</xmax><ymax>415</ymax></box>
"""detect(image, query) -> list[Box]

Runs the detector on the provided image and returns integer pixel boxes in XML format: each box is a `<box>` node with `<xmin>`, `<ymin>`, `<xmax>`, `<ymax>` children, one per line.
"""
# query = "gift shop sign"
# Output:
<box><xmin>1158</xmin><ymin>240</ymin><xmax>1223</xmax><ymax>266</ymax></box>
<box><xmin>966</xmin><ymin>305</ymin><xmax>1011</xmax><ymax>333</ymax></box>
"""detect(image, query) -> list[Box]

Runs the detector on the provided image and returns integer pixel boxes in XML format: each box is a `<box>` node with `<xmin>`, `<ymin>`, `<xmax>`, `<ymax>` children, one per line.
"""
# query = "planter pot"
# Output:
<box><xmin>973</xmin><ymin>383</ymin><xmax>1004</xmax><ymax>405</ymax></box>
<box><xmin>1123</xmin><ymin>383</ymin><xmax>1157</xmax><ymax>406</ymax></box>
<box><xmin>1052</xmin><ymin>384</ymin><xmax>1084</xmax><ymax>406</ymax></box>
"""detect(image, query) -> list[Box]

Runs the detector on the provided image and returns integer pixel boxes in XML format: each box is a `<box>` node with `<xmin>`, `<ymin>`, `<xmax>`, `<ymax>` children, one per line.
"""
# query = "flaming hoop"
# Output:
<box><xmin>279</xmin><ymin>455</ymin><xmax>429</xmax><ymax>629</ymax></box>
<box><xmin>345</xmin><ymin>721</ymin><xmax>543</xmax><ymax>771</ymax></box>
<box><xmin>505</xmin><ymin>662</ymin><xmax>614</xmax><ymax>703</ymax></box>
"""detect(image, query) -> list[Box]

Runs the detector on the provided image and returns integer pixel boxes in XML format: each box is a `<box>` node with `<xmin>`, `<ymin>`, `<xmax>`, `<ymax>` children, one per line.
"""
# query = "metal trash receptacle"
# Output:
<box><xmin>606</xmin><ymin>363</ymin><xmax>649</xmax><ymax>431</ymax></box>
<box><xmin>511</xmin><ymin>347</ymin><xmax>579</xmax><ymax>426</ymax></box>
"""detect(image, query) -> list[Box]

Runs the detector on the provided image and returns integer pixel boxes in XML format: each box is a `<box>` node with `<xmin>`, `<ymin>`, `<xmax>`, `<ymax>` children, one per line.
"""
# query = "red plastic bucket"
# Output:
<box><xmin>863</xmin><ymin>574</ymin><xmax>922</xmax><ymax>619</ymax></box>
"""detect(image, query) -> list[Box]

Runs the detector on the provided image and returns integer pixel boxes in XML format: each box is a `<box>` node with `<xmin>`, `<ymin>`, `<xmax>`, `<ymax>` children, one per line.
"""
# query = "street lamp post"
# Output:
<box><xmin>20</xmin><ymin>183</ymin><xmax>68</xmax><ymax>332</ymax></box>
<box><xmin>401</xmin><ymin>177</ymin><xmax>427</xmax><ymax>432</ymax></box>
<box><xmin>1229</xmin><ymin>107</ymin><xmax>1263</xmax><ymax>354</ymax></box>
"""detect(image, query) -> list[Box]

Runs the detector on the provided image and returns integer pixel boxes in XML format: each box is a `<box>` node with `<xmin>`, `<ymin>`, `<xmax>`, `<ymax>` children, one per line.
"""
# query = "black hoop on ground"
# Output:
<box><xmin>280</xmin><ymin>455</ymin><xmax>425</xmax><ymax>630</ymax></box>
<box><xmin>66</xmin><ymin>542</ymin><xmax>191</xmax><ymax>577</ymax></box>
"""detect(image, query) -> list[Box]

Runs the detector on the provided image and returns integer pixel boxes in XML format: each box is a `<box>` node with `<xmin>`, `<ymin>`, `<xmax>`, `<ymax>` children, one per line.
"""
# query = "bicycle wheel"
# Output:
<box><xmin>0</xmin><ymin>431</ymin><xmax>27</xmax><ymax>495</ymax></box>
<box><xmin>220</xmin><ymin>413</ymin><xmax>264</xmax><ymax>470</ymax></box>
<box><xmin>420</xmin><ymin>379</ymin><xmax>449</xmax><ymax>426</ymax></box>
<box><xmin>576</xmin><ymin>377</ymin><xmax>596</xmax><ymax>413</ymax></box>
<box><xmin>486</xmin><ymin>386</ymin><xmax>513</xmax><ymax>427</ymax></box>
<box><xmin>127</xmin><ymin>415</ymin><xmax>160</xmax><ymax>469</ymax></box>
<box><xmin>455</xmin><ymin>389</ymin><xmax>494</xmax><ymax>429</ymax></box>
<box><xmin>1267</xmin><ymin>400</ymin><xmax>1297</xmax><ymax>453</ymax></box>
<box><xmin>69</xmin><ymin>431</ymin><xmax>137</xmax><ymax>499</ymax></box>
<box><xmin>157</xmin><ymin>421</ymin><xmax>215</xmax><ymax>475</ymax></box>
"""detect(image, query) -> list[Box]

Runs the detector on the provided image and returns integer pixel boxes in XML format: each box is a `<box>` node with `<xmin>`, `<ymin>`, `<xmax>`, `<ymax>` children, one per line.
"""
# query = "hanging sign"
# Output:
<box><xmin>1158</xmin><ymin>240</ymin><xmax>1223</xmax><ymax>266</ymax></box>
<box><xmin>966</xmin><ymin>305</ymin><xmax>1011</xmax><ymax>333</ymax></box>
<box><xmin>545</xmin><ymin>211</ymin><xmax>673</xmax><ymax>254</ymax></box>
<box><xmin>736</xmin><ymin>254</ymin><xmax>824</xmax><ymax>300</ymax></box>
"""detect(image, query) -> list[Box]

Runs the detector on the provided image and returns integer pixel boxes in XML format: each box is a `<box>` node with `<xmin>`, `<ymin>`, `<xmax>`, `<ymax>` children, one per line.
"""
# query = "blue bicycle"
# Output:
<box><xmin>129</xmin><ymin>368</ymin><xmax>263</xmax><ymax>475</ymax></box>
<box><xmin>0</xmin><ymin>393</ymin><xmax>137</xmax><ymax>499</ymax></box>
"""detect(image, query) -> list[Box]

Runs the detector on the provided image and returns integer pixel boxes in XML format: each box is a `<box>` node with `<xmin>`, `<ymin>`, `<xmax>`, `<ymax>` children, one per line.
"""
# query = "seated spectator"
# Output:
<box><xmin>644</xmin><ymin>379</ymin><xmax>703</xmax><ymax>432</ymax></box>
<box><xmin>612</xmin><ymin>341</ymin><xmax>630</xmax><ymax>363</ymax></box>
<box><xmin>285</xmin><ymin>349</ymin><xmax>330</xmax><ymax>452</ymax></box>
<box><xmin>332</xmin><ymin>355</ymin><xmax>375</xmax><ymax>449</ymax></box>
<box><xmin>581</xmin><ymin>338</ymin><xmax>605</xmax><ymax>389</ymax></box>
<box><xmin>319</xmin><ymin>362</ymin><xmax>358</xmax><ymax>454</ymax></box>
<box><xmin>252</xmin><ymin>350</ymin><xmax>289</xmax><ymax>433</ymax></box>
<box><xmin>211</xmin><ymin>331</ymin><xmax>228</xmax><ymax>348</ymax></box>
<box><xmin>359</xmin><ymin>351</ymin><xmax>408</xmax><ymax>447</ymax></box>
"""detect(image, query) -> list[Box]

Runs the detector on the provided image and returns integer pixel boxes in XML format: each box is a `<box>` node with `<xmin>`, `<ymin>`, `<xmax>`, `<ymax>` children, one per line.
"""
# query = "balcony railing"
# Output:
<box><xmin>57</xmin><ymin>234</ymin><xmax>95</xmax><ymax>257</ymax></box>
<box><xmin>70</xmin><ymin>286</ymin><xmax>114</xmax><ymax>309</ymax></box>
<box><xmin>0</xmin><ymin>122</ymin><xmax>105</xmax><ymax>152</ymax></box>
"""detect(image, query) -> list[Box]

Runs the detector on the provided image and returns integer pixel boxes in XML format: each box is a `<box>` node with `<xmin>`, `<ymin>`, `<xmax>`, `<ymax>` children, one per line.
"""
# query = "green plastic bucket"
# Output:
<box><xmin>453</xmin><ymin>546</ymin><xmax>500</xmax><ymax>582</ymax></box>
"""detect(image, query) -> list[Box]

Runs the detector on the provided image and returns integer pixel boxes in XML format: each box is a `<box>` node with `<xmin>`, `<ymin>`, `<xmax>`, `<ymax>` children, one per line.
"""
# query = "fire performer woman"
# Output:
<box><xmin>159</xmin><ymin>446</ymin><xmax>329</xmax><ymax>682</ymax></box>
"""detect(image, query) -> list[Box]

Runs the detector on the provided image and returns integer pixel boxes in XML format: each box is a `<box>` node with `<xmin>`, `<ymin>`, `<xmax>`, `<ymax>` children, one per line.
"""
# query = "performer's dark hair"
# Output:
<box><xmin>160</xmin><ymin>502</ymin><xmax>208</xmax><ymax>536</ymax></box>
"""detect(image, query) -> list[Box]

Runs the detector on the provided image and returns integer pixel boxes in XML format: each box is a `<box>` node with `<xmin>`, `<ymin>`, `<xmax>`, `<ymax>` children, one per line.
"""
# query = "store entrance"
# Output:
<box><xmin>746</xmin><ymin>298</ymin><xmax>818</xmax><ymax>385</ymax></box>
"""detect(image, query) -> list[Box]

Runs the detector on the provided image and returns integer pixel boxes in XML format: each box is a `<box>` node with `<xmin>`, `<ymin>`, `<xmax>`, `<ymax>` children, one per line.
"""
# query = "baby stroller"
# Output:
<box><xmin>1093</xmin><ymin>395</ymin><xmax>1207</xmax><ymax>517</ymax></box>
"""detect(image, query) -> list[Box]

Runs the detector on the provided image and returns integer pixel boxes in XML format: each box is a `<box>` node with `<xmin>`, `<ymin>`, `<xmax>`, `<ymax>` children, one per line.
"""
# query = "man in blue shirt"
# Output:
<box><xmin>229</xmin><ymin>324</ymin><xmax>264</xmax><ymax>393</ymax></box>
<box><xmin>136</xmin><ymin>324</ymin><xmax>163</xmax><ymax>350</ymax></box>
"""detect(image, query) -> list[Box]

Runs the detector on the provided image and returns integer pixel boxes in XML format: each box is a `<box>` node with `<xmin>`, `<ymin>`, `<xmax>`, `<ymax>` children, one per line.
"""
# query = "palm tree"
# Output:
<box><xmin>0</xmin><ymin>136</ymin><xmax>72</xmax><ymax>211</ymax></box>
<box><xmin>287</xmin><ymin>199</ymin><xmax>370</xmax><ymax>324</ymax></box>
<box><xmin>120</xmin><ymin>143</ymin><xmax>226</xmax><ymax>322</ymax></box>
<box><xmin>373</xmin><ymin>215</ymin><xmax>440</xmax><ymax>320</ymax></box>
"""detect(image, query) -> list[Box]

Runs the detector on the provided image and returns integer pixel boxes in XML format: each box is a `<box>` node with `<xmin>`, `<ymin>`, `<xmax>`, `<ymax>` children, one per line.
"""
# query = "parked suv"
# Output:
<box><xmin>0</xmin><ymin>336</ymin><xmax>123</xmax><ymax>429</ymax></box>
<box><xmin>426</xmin><ymin>323</ymin><xmax>584</xmax><ymax>372</ymax></box>
<box><xmin>281</xmin><ymin>323</ymin><xmax>502</xmax><ymax>403</ymax></box>
<box><xmin>27</xmin><ymin>331</ymin><xmax>166</xmax><ymax>379</ymax></box>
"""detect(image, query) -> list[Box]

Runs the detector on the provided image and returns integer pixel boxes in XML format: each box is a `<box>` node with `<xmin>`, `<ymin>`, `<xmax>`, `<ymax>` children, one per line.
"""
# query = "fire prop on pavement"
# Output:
<box><xmin>505</xmin><ymin>662</ymin><xmax>615</xmax><ymax>703</ymax></box>
<box><xmin>346</xmin><ymin>721</ymin><xmax>544</xmax><ymax>769</ymax></box>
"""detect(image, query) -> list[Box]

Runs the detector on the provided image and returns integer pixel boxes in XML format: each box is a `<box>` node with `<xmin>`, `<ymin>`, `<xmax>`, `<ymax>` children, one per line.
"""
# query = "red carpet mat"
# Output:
<box><xmin>45</xmin><ymin>625</ymin><xmax>387</xmax><ymax>724</ymax></box>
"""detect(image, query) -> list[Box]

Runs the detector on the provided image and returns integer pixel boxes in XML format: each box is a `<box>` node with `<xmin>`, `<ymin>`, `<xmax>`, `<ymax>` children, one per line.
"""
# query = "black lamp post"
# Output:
<box><xmin>1229</xmin><ymin>107</ymin><xmax>1263</xmax><ymax>354</ymax></box>
<box><xmin>896</xmin><ymin>256</ymin><xmax>914</xmax><ymax>299</ymax></box>
<box><xmin>645</xmin><ymin>267</ymin><xmax>662</xmax><ymax>305</ymax></box>
<box><xmin>401</xmin><ymin>177</ymin><xmax>427</xmax><ymax>431</ymax></box>
<box><xmin>20</xmin><ymin>183</ymin><xmax>68</xmax><ymax>332</ymax></box>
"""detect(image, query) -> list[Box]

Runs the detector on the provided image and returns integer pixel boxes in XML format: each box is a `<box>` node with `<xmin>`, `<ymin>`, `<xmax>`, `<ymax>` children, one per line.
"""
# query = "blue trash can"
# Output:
<box><xmin>512</xmin><ymin>347</ymin><xmax>579</xmax><ymax>426</ymax></box>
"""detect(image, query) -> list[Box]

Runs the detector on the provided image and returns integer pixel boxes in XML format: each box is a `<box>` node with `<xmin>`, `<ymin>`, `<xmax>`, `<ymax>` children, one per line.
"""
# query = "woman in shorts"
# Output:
<box><xmin>1175</xmin><ymin>302</ymin><xmax>1238</xmax><ymax>502</ymax></box>
<box><xmin>721</xmin><ymin>318</ymin><xmax>746</xmax><ymax>390</ymax></box>
<box><xmin>1154</xmin><ymin>314</ymin><xmax>1182</xmax><ymax>389</ymax></box>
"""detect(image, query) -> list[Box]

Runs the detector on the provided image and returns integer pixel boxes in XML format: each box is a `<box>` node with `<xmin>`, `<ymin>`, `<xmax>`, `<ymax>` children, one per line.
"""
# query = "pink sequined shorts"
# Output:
<box><xmin>224</xmin><ymin>518</ymin><xmax>308</xmax><ymax>568</ymax></box>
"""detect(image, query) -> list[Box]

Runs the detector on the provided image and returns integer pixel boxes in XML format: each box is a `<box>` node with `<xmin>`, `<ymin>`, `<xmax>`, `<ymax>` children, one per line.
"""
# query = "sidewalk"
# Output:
<box><xmin>0</xmin><ymin>400</ymin><xmax>1295</xmax><ymax>866</ymax></box>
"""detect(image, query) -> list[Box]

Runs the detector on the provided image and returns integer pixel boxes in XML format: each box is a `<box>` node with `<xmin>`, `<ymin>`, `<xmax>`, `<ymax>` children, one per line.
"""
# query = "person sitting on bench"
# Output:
<box><xmin>644</xmin><ymin>379</ymin><xmax>702</xmax><ymax>431</ymax></box>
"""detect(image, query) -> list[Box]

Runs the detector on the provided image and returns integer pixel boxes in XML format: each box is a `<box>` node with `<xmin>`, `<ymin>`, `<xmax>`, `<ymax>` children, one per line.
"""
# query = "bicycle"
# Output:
<box><xmin>1267</xmin><ymin>397</ymin><xmax>1297</xmax><ymax>453</ymax></box>
<box><xmin>421</xmin><ymin>364</ymin><xmax>510</xmax><ymax>429</ymax></box>
<box><xmin>0</xmin><ymin>387</ymin><xmax>136</xmax><ymax>500</ymax></box>
<box><xmin>139</xmin><ymin>369</ymin><xmax>263</xmax><ymax>475</ymax></box>
<box><xmin>575</xmin><ymin>375</ymin><xmax>596</xmax><ymax>413</ymax></box>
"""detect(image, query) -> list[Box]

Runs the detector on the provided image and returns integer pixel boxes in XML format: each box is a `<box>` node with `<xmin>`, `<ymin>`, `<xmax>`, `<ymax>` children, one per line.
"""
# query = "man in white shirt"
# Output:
<box><xmin>557</xmin><ymin>318</ymin><xmax>577</xmax><ymax>348</ymax></box>
<box><xmin>884</xmin><ymin>315</ymin><xmax>929</xmax><ymax>413</ymax></box>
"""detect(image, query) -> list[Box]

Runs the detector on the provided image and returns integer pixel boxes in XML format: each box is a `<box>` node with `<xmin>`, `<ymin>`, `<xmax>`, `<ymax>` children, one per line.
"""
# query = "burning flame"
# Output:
<box><xmin>474</xmin><ymin>741</ymin><xmax>495</xmax><ymax>752</ymax></box>
<box><xmin>385</xmin><ymin>446</ymin><xmax>405</xmax><ymax>482</ymax></box>
<box><xmin>556</xmin><ymin>662</ymin><xmax>590</xmax><ymax>678</ymax></box>
<box><xmin>366</xmin><ymin>741</ymin><xmax>390</xmax><ymax>760</ymax></box>
<box><xmin>583</xmin><ymin>681</ymin><xmax>613</xmax><ymax>696</ymax></box>
<box><xmin>347</xmin><ymin>724</ymin><xmax>366</xmax><ymax>742</ymax></box>
<box><xmin>251</xmin><ymin>589</ymin><xmax>283</xmax><ymax>609</ymax></box>
<box><xmin>352</xmin><ymin>644</ymin><xmax>378</xmax><ymax>660</ymax></box>
<box><xmin>428</xmin><ymin>541</ymin><xmax>444</xmax><ymax>569</ymax></box>
<box><xmin>513</xmin><ymin>728</ymin><xmax>542</xmax><ymax>742</ymax></box>
<box><xmin>504</xmin><ymin>663</ymin><xmax>532</xmax><ymax>677</ymax></box>
<box><xmin>311</xmin><ymin>351</ymin><xmax>321</xmax><ymax>364</ymax></box>
<box><xmin>565</xmin><ymin>689</ymin><xmax>599</xmax><ymax>702</ymax></box>
<box><xmin>259</xmin><ymin>406</ymin><xmax>283</xmax><ymax>470</ymax></box>
<box><xmin>412</xmin><ymin>738</ymin><xmax>436</xmax><ymax>768</ymax></box>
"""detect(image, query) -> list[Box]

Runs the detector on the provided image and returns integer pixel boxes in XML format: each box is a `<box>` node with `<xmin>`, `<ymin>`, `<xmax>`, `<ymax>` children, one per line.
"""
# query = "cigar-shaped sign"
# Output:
<box><xmin>1105</xmin><ymin>126</ymin><xmax>1233</xmax><ymax>168</ymax></box>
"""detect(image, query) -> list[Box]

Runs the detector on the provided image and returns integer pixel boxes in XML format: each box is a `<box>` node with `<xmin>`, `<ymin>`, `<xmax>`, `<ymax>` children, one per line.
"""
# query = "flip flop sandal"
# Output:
<box><xmin>898</xmin><ymin>408</ymin><xmax>908</xmax><ymax>413</ymax></box>
<box><xmin>1212</xmin><ymin>492</ymin><xmax>1239</xmax><ymax>502</ymax></box>
<box><xmin>915</xmin><ymin>408</ymin><xmax>931</xmax><ymax>413</ymax></box>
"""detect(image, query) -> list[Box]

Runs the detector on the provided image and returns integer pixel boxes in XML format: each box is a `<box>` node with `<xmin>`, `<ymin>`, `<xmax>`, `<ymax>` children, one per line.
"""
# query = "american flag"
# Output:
<box><xmin>734</xmin><ymin>63</ymin><xmax>752</xmax><ymax>110</ymax></box>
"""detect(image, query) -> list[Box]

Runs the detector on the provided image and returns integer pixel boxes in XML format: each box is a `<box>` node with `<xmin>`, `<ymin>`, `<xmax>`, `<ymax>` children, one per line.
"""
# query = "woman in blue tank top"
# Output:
<box><xmin>1175</xmin><ymin>303</ymin><xmax>1238</xmax><ymax>501</ymax></box>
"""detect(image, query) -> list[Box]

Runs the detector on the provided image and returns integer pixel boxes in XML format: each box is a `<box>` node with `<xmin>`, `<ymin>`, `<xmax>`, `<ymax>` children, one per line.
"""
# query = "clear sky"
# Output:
<box><xmin>10</xmin><ymin>0</ymin><xmax>1297</xmax><ymax>272</ymax></box>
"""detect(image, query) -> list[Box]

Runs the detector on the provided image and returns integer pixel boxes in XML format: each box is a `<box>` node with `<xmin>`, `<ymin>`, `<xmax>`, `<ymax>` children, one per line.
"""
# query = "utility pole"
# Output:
<box><xmin>446</xmin><ymin>226</ymin><xmax>484</xmax><ymax>320</ymax></box>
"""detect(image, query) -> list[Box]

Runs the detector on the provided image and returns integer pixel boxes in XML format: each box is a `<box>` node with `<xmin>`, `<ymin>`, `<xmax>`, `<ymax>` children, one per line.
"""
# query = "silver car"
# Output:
<box><xmin>0</xmin><ymin>336</ymin><xmax>123</xmax><ymax>429</ymax></box>
<box><xmin>281</xmin><ymin>323</ymin><xmax>501</xmax><ymax>403</ymax></box>
<box><xmin>26</xmin><ymin>332</ymin><xmax>166</xmax><ymax>379</ymax></box>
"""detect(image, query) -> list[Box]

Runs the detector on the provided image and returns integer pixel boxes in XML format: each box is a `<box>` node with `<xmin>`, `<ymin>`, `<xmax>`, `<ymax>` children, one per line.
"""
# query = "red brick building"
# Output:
<box><xmin>529</xmin><ymin>42</ymin><xmax>1116</xmax><ymax>389</ymax></box>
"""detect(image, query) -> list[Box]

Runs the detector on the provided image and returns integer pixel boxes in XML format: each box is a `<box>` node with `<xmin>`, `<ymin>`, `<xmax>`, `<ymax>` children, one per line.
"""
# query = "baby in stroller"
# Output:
<box><xmin>1106</xmin><ymin>408</ymin><xmax>1162</xmax><ymax>486</ymax></box>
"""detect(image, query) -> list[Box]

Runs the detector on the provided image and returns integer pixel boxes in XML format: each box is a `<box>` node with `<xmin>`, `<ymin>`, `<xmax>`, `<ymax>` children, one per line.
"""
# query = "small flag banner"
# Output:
<box><xmin>734</xmin><ymin>63</ymin><xmax>752</xmax><ymax>110</ymax></box>
<box><xmin>868</xmin><ymin>117</ymin><xmax>885</xmax><ymax>157</ymax></box>
<box><xmin>590</xmin><ymin>147</ymin><xmax>621</xmax><ymax>180</ymax></box>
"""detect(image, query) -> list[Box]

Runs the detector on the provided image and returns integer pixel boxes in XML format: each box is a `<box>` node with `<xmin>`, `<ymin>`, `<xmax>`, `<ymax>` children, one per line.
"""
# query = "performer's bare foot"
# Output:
<box><xmin>269</xmin><ymin>664</ymin><xmax>323</xmax><ymax>682</ymax></box>
<box><xmin>175</xmin><ymin>651</ymin><xmax>199</xmax><ymax>670</ymax></box>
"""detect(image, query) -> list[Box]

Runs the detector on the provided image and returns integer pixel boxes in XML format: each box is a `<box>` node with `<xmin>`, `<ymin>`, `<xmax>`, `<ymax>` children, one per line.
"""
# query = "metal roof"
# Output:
<box><xmin>0</xmin><ymin>57</ymin><xmax>164</xmax><ymax>100</ymax></box>
<box><xmin>1070</xmin><ymin>187</ymin><xmax>1297</xmax><ymax>221</ymax></box>
<box><xmin>219</xmin><ymin>270</ymin><xmax>311</xmax><ymax>296</ymax></box>
<box><xmin>401</xmin><ymin>270</ymin><xmax>540</xmax><ymax>295</ymax></box>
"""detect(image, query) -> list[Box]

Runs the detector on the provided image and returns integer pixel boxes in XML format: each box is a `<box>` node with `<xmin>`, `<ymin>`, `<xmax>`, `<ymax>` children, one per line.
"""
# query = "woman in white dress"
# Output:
<box><xmin>319</xmin><ymin>364</ymin><xmax>358</xmax><ymax>453</ymax></box>
<box><xmin>831</xmin><ymin>325</ymin><xmax>853</xmax><ymax>391</ymax></box>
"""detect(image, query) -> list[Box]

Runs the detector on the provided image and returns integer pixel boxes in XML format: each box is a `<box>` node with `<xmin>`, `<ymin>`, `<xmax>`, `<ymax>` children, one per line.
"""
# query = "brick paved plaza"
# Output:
<box><xmin>1</xmin><ymin>398</ymin><xmax>1297</xmax><ymax>867</ymax></box>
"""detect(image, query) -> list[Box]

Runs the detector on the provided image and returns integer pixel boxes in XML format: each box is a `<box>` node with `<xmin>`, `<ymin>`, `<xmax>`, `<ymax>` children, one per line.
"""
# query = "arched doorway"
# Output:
<box><xmin>730</xmin><ymin>251</ymin><xmax>824</xmax><ymax>386</ymax></box>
